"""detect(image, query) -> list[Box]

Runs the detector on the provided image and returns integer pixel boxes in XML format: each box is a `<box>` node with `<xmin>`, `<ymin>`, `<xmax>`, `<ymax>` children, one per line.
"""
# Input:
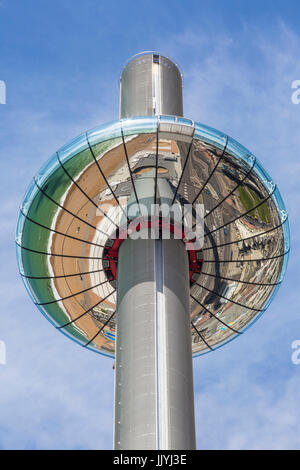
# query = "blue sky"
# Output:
<box><xmin>0</xmin><ymin>0</ymin><xmax>300</xmax><ymax>450</ymax></box>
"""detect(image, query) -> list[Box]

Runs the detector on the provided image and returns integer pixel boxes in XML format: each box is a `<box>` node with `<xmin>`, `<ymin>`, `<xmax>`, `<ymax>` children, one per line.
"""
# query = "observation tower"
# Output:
<box><xmin>16</xmin><ymin>52</ymin><xmax>290</xmax><ymax>450</ymax></box>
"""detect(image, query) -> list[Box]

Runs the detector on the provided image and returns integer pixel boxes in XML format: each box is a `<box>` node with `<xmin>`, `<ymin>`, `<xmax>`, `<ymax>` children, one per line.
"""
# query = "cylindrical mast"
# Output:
<box><xmin>114</xmin><ymin>52</ymin><xmax>195</xmax><ymax>450</ymax></box>
<box><xmin>120</xmin><ymin>52</ymin><xmax>183</xmax><ymax>118</ymax></box>
<box><xmin>114</xmin><ymin>239</ymin><xmax>196</xmax><ymax>450</ymax></box>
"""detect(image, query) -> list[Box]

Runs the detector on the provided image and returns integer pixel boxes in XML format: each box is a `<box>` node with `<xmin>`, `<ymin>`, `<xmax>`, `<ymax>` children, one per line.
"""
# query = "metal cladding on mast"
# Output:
<box><xmin>120</xmin><ymin>52</ymin><xmax>183</xmax><ymax>118</ymax></box>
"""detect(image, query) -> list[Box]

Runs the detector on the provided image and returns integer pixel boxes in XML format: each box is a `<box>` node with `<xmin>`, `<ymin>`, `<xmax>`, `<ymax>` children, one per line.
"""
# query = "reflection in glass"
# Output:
<box><xmin>16</xmin><ymin>117</ymin><xmax>290</xmax><ymax>357</ymax></box>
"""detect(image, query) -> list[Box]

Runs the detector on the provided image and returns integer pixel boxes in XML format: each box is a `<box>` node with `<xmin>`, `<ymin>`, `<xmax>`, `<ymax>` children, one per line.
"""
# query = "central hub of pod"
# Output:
<box><xmin>102</xmin><ymin>215</ymin><xmax>203</xmax><ymax>288</ymax></box>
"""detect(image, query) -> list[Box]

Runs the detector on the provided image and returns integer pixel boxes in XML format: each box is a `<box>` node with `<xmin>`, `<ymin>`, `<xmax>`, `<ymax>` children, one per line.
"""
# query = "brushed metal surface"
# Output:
<box><xmin>120</xmin><ymin>53</ymin><xmax>183</xmax><ymax>118</ymax></box>
<box><xmin>114</xmin><ymin>238</ymin><xmax>195</xmax><ymax>450</ymax></box>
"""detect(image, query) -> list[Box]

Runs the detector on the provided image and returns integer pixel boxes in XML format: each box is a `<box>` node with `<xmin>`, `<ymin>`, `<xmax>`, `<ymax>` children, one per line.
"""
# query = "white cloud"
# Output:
<box><xmin>195</xmin><ymin>371</ymin><xmax>300</xmax><ymax>450</ymax></box>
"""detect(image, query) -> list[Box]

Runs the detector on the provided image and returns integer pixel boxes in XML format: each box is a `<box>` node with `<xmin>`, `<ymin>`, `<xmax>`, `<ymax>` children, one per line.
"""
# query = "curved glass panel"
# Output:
<box><xmin>194</xmin><ymin>122</ymin><xmax>227</xmax><ymax>150</ymax></box>
<box><xmin>58</xmin><ymin>133</ymin><xmax>89</xmax><ymax>164</ymax></box>
<box><xmin>278</xmin><ymin>250</ymin><xmax>290</xmax><ymax>283</ymax></box>
<box><xmin>35</xmin><ymin>153</ymin><xmax>61</xmax><ymax>187</ymax></box>
<box><xmin>226</xmin><ymin>136</ymin><xmax>255</xmax><ymax>168</ymax></box>
<box><xmin>252</xmin><ymin>159</ymin><xmax>275</xmax><ymax>194</ymax></box>
<box><xmin>21</xmin><ymin>178</ymin><xmax>40</xmax><ymax>215</ymax></box>
<box><xmin>87</xmin><ymin>120</ymin><xmax>122</xmax><ymax>146</ymax></box>
<box><xmin>16</xmin><ymin>210</ymin><xmax>25</xmax><ymax>245</ymax></box>
<box><xmin>159</xmin><ymin>115</ymin><xmax>194</xmax><ymax>136</ymax></box>
<box><xmin>15</xmin><ymin>242</ymin><xmax>24</xmax><ymax>275</ymax></box>
<box><xmin>122</xmin><ymin>115</ymin><xmax>157</xmax><ymax>135</ymax></box>
<box><xmin>59</xmin><ymin>322</ymin><xmax>96</xmax><ymax>349</ymax></box>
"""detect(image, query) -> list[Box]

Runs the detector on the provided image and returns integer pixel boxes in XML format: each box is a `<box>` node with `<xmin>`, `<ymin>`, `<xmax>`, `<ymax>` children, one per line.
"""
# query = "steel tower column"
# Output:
<box><xmin>114</xmin><ymin>52</ymin><xmax>195</xmax><ymax>450</ymax></box>
<box><xmin>114</xmin><ymin>238</ymin><xmax>196</xmax><ymax>450</ymax></box>
<box><xmin>120</xmin><ymin>52</ymin><xmax>183</xmax><ymax>118</ymax></box>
